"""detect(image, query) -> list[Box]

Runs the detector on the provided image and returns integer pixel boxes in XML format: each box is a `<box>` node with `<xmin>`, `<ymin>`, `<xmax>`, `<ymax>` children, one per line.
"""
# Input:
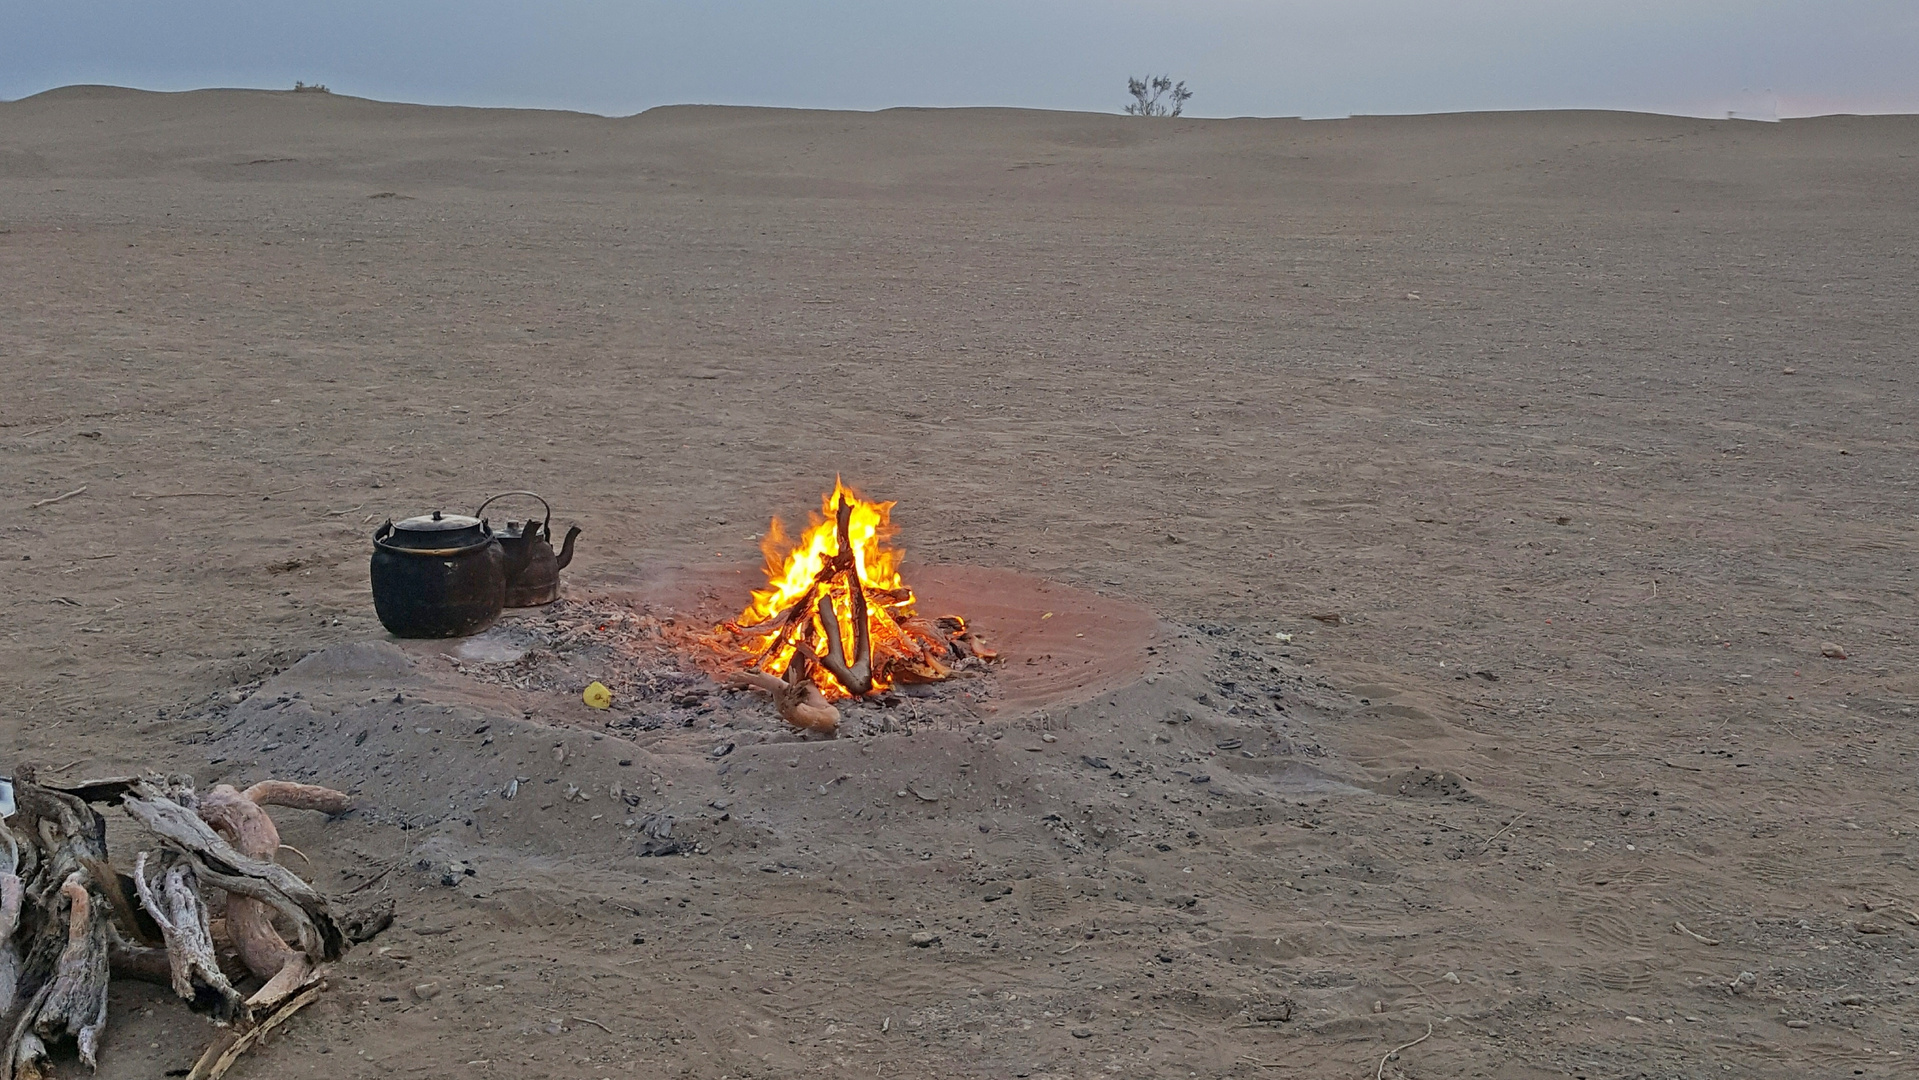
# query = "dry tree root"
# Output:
<box><xmin>116</xmin><ymin>782</ymin><xmax>344</xmax><ymax>961</ymax></box>
<box><xmin>37</xmin><ymin>877</ymin><xmax>111</xmax><ymax>1070</ymax></box>
<box><xmin>242</xmin><ymin>781</ymin><xmax>353</xmax><ymax>817</ymax></box>
<box><xmin>195</xmin><ymin>787</ymin><xmax>302</xmax><ymax>992</ymax></box>
<box><xmin>130</xmin><ymin>852</ymin><xmax>246</xmax><ymax>1020</ymax></box>
<box><xmin>183</xmin><ymin>782</ymin><xmax>350</xmax><ymax>1008</ymax></box>
<box><xmin>0</xmin><ymin>829</ymin><xmax>25</xmax><ymax>1017</ymax></box>
<box><xmin>3</xmin><ymin>780</ymin><xmax>116</xmax><ymax>1079</ymax></box>
<box><xmin>0</xmin><ymin>773</ymin><xmax>355</xmax><ymax>1078</ymax></box>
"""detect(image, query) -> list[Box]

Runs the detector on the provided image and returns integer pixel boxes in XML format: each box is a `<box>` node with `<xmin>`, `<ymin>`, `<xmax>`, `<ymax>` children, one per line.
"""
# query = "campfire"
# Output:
<box><xmin>713</xmin><ymin>480</ymin><xmax>995</xmax><ymax>733</ymax></box>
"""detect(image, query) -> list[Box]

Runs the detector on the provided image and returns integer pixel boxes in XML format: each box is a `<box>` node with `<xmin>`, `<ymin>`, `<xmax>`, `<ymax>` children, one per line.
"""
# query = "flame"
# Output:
<box><xmin>728</xmin><ymin>479</ymin><xmax>926</xmax><ymax>698</ymax></box>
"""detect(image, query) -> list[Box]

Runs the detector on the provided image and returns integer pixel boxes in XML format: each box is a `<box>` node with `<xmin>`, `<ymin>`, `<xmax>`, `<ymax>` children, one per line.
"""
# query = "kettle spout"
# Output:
<box><xmin>555</xmin><ymin>525</ymin><xmax>582</xmax><ymax>570</ymax></box>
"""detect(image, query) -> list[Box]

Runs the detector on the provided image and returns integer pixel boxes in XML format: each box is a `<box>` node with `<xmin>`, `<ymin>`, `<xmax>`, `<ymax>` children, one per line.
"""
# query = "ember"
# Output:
<box><xmin>715</xmin><ymin>480</ymin><xmax>994</xmax><ymax>728</ymax></box>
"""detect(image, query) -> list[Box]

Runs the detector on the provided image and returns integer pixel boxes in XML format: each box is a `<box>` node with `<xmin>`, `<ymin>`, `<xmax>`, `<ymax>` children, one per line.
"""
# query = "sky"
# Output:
<box><xmin>3</xmin><ymin>1</ymin><xmax>1915</xmax><ymax>120</ymax></box>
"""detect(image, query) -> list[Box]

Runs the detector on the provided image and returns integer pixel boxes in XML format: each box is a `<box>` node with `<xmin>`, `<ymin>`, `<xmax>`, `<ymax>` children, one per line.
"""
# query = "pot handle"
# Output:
<box><xmin>475</xmin><ymin>491</ymin><xmax>551</xmax><ymax>536</ymax></box>
<box><xmin>374</xmin><ymin>519</ymin><xmax>394</xmax><ymax>543</ymax></box>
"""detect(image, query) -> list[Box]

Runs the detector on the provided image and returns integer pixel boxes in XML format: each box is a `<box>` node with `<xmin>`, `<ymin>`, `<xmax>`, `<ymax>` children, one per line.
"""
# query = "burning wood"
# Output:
<box><xmin>712</xmin><ymin>480</ymin><xmax>997</xmax><ymax>729</ymax></box>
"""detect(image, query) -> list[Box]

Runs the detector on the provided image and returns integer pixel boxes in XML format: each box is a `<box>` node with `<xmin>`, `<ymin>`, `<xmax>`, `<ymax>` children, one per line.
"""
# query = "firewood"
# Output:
<box><xmin>888</xmin><ymin>655</ymin><xmax>952</xmax><ymax>684</ymax></box>
<box><xmin>117</xmin><ymin>783</ymin><xmax>344</xmax><ymax>964</ymax></box>
<box><xmin>242</xmin><ymin>781</ymin><xmax>352</xmax><ymax>817</ymax></box>
<box><xmin>4</xmin><ymin>780</ymin><xmax>116</xmax><ymax>1080</ymax></box>
<box><xmin>130</xmin><ymin>852</ymin><xmax>246</xmax><ymax>1020</ymax></box>
<box><xmin>813</xmin><ymin>591</ymin><xmax>873</xmax><ymax>697</ymax></box>
<box><xmin>195</xmin><ymin>785</ymin><xmax>324</xmax><ymax>991</ymax></box>
<box><xmin>728</xmin><ymin>663</ymin><xmax>839</xmax><ymax>733</ymax></box>
<box><xmin>809</xmin><ymin>496</ymin><xmax>876</xmax><ymax>696</ymax></box>
<box><xmin>0</xmin><ymin>774</ymin><xmax>358</xmax><ymax>1076</ymax></box>
<box><xmin>8</xmin><ymin>779</ymin><xmax>108</xmax><ymax>914</ymax></box>
<box><xmin>751</xmin><ymin>583</ymin><xmax>821</xmax><ymax>670</ymax></box>
<box><xmin>5</xmin><ymin>873</ymin><xmax>112</xmax><ymax>1078</ymax></box>
<box><xmin>724</xmin><ymin>593</ymin><xmax>810</xmax><ymax>637</ymax></box>
<box><xmin>0</xmin><ymin>827</ymin><xmax>23</xmax><ymax>1018</ymax></box>
<box><xmin>185</xmin><ymin>982</ymin><xmax>324</xmax><ymax>1080</ymax></box>
<box><xmin>953</xmin><ymin>631</ymin><xmax>997</xmax><ymax>662</ymax></box>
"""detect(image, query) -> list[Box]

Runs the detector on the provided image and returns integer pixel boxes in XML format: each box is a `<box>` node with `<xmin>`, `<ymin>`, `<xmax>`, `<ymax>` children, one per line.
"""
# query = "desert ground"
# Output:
<box><xmin>2</xmin><ymin>86</ymin><xmax>1917</xmax><ymax>1078</ymax></box>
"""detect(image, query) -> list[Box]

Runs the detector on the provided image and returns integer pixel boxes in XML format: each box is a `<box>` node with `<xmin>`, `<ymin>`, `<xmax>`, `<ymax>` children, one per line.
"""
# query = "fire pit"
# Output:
<box><xmin>707</xmin><ymin>481</ymin><xmax>995</xmax><ymax>732</ymax></box>
<box><xmin>425</xmin><ymin>479</ymin><xmax>1157</xmax><ymax>740</ymax></box>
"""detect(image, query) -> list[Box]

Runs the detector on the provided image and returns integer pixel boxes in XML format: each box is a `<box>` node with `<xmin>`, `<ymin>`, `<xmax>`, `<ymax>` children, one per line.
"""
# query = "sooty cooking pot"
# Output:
<box><xmin>370</xmin><ymin>510</ymin><xmax>505</xmax><ymax>638</ymax></box>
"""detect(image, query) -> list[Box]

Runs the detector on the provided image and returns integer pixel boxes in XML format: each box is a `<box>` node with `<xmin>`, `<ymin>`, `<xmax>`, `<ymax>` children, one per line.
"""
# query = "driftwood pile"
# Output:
<box><xmin>1</xmin><ymin>769</ymin><xmax>352</xmax><ymax>1080</ymax></box>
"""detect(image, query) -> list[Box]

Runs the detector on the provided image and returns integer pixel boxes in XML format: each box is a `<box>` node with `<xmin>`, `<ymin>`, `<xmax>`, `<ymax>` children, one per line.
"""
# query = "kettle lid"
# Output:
<box><xmin>394</xmin><ymin>510</ymin><xmax>484</xmax><ymax>533</ymax></box>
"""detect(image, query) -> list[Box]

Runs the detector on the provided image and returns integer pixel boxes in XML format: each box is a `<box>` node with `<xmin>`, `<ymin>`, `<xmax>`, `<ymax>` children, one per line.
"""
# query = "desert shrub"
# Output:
<box><xmin>1124</xmin><ymin>75</ymin><xmax>1191</xmax><ymax>117</ymax></box>
<box><xmin>292</xmin><ymin>81</ymin><xmax>331</xmax><ymax>94</ymax></box>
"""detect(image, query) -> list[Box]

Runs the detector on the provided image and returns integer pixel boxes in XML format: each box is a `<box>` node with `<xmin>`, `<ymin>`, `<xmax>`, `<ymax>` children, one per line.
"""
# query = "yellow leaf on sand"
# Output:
<box><xmin>582</xmin><ymin>681</ymin><xmax>612</xmax><ymax>709</ymax></box>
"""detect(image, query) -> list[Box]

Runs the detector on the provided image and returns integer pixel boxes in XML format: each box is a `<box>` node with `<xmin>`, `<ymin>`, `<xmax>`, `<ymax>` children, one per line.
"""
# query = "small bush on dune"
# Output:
<box><xmin>1124</xmin><ymin>75</ymin><xmax>1191</xmax><ymax>117</ymax></box>
<box><xmin>292</xmin><ymin>81</ymin><xmax>331</xmax><ymax>94</ymax></box>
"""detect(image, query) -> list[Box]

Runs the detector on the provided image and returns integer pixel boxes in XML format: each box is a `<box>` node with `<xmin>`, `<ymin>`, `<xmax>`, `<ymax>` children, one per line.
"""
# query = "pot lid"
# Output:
<box><xmin>394</xmin><ymin>510</ymin><xmax>483</xmax><ymax>533</ymax></box>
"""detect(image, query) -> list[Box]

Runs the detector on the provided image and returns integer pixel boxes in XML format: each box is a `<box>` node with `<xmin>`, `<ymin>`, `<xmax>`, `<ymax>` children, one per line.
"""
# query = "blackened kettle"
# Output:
<box><xmin>370</xmin><ymin>510</ymin><xmax>505</xmax><ymax>637</ymax></box>
<box><xmin>476</xmin><ymin>491</ymin><xmax>580</xmax><ymax>607</ymax></box>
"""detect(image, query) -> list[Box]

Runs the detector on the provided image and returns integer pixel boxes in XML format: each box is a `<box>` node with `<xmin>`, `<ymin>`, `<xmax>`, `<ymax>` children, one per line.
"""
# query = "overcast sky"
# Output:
<box><xmin>4</xmin><ymin>1</ymin><xmax>1915</xmax><ymax>119</ymax></box>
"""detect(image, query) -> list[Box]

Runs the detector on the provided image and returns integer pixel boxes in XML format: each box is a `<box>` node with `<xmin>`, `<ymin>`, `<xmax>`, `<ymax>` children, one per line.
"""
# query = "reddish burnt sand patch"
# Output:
<box><xmin>591</xmin><ymin>561</ymin><xmax>1160</xmax><ymax>714</ymax></box>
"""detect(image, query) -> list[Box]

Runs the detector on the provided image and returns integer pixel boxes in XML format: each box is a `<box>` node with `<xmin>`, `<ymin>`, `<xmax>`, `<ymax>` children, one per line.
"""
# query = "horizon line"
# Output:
<box><xmin>7</xmin><ymin>82</ymin><xmax>1917</xmax><ymax>125</ymax></box>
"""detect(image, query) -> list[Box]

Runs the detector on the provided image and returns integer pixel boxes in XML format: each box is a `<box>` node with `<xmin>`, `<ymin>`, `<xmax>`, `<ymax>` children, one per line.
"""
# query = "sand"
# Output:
<box><xmin>3</xmin><ymin>85</ymin><xmax>1918</xmax><ymax>1078</ymax></box>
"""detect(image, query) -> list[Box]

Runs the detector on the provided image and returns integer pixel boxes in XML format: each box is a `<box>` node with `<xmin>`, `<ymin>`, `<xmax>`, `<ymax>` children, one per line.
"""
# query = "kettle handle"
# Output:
<box><xmin>475</xmin><ymin>491</ymin><xmax>551</xmax><ymax>536</ymax></box>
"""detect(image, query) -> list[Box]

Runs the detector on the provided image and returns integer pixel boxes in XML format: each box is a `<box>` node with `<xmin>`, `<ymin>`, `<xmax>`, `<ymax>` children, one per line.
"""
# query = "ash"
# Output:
<box><xmin>450</xmin><ymin>597</ymin><xmax>1001</xmax><ymax>739</ymax></box>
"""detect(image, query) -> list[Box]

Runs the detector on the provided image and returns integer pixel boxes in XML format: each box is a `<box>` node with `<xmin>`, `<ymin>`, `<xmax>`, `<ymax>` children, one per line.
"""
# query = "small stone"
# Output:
<box><xmin>1821</xmin><ymin>642</ymin><xmax>1847</xmax><ymax>659</ymax></box>
<box><xmin>1441</xmin><ymin>971</ymin><xmax>1460</xmax><ymax>984</ymax></box>
<box><xmin>908</xmin><ymin>931</ymin><xmax>941</xmax><ymax>948</ymax></box>
<box><xmin>1730</xmin><ymin>971</ymin><xmax>1757</xmax><ymax>995</ymax></box>
<box><xmin>1041</xmin><ymin>734</ymin><xmax>1057</xmax><ymax>743</ymax></box>
<box><xmin>1784</xmin><ymin>1019</ymin><xmax>1810</xmax><ymax>1029</ymax></box>
<box><xmin>1071</xmin><ymin>1027</ymin><xmax>1093</xmax><ymax>1038</ymax></box>
<box><xmin>409</xmin><ymin>981</ymin><xmax>441</xmax><ymax>1002</ymax></box>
